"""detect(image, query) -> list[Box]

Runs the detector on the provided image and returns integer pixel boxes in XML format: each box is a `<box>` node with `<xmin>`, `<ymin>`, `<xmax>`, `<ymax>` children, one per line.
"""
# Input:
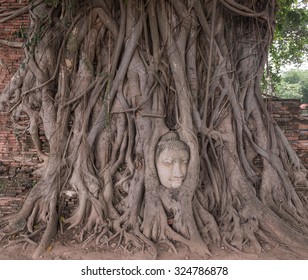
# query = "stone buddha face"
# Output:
<box><xmin>155</xmin><ymin>132</ymin><xmax>190</xmax><ymax>189</ymax></box>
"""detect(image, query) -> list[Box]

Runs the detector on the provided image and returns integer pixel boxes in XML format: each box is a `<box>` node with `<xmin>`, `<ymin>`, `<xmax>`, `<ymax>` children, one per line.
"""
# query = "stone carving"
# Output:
<box><xmin>155</xmin><ymin>131</ymin><xmax>190</xmax><ymax>189</ymax></box>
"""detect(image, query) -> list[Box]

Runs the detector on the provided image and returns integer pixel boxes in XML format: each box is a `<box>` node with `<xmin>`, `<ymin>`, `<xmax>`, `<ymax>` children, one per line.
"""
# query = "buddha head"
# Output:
<box><xmin>155</xmin><ymin>131</ymin><xmax>190</xmax><ymax>189</ymax></box>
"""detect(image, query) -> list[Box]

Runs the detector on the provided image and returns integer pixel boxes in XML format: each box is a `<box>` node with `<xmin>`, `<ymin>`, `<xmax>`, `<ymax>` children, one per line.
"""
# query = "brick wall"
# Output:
<box><xmin>0</xmin><ymin>1</ymin><xmax>34</xmax><ymax>217</ymax></box>
<box><xmin>0</xmin><ymin>0</ymin><xmax>29</xmax><ymax>91</ymax></box>
<box><xmin>0</xmin><ymin>111</ymin><xmax>48</xmax><ymax>177</ymax></box>
<box><xmin>267</xmin><ymin>98</ymin><xmax>308</xmax><ymax>166</ymax></box>
<box><xmin>0</xmin><ymin>111</ymin><xmax>49</xmax><ymax>218</ymax></box>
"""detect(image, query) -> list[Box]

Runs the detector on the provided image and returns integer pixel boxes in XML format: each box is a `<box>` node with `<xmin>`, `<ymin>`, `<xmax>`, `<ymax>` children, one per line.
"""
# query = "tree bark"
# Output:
<box><xmin>1</xmin><ymin>0</ymin><xmax>308</xmax><ymax>259</ymax></box>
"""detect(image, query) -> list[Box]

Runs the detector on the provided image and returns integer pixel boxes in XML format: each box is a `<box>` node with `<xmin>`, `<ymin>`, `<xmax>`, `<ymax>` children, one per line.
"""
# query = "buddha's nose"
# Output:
<box><xmin>173</xmin><ymin>162</ymin><xmax>184</xmax><ymax>178</ymax></box>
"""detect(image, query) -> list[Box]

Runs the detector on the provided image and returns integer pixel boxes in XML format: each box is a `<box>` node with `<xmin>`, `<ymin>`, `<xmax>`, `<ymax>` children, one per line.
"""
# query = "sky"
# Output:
<box><xmin>281</xmin><ymin>60</ymin><xmax>308</xmax><ymax>72</ymax></box>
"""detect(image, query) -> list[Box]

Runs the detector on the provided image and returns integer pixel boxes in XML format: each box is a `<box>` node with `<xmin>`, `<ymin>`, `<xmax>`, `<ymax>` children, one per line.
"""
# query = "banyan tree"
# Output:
<box><xmin>1</xmin><ymin>0</ymin><xmax>308</xmax><ymax>259</ymax></box>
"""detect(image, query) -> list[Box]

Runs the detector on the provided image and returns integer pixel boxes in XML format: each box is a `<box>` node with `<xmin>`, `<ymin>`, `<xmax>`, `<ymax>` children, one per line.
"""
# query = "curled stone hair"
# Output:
<box><xmin>155</xmin><ymin>131</ymin><xmax>190</xmax><ymax>159</ymax></box>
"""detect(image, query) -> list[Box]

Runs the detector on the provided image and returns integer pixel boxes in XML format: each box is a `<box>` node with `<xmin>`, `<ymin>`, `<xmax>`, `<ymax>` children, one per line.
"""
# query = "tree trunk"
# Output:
<box><xmin>1</xmin><ymin>0</ymin><xmax>308</xmax><ymax>259</ymax></box>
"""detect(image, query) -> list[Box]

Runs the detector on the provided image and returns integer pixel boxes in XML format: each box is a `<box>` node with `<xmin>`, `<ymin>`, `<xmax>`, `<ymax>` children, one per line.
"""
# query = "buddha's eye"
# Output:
<box><xmin>163</xmin><ymin>161</ymin><xmax>172</xmax><ymax>166</ymax></box>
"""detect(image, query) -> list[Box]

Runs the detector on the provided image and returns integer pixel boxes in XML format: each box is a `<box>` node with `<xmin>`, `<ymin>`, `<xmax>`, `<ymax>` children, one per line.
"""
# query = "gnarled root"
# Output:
<box><xmin>141</xmin><ymin>195</ymin><xmax>212</xmax><ymax>258</ymax></box>
<box><xmin>193</xmin><ymin>196</ymin><xmax>221</xmax><ymax>245</ymax></box>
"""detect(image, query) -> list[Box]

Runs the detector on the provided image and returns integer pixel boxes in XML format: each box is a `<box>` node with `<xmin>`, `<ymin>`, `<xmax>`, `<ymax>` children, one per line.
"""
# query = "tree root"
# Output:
<box><xmin>157</xmin><ymin>239</ymin><xmax>178</xmax><ymax>254</ymax></box>
<box><xmin>141</xmin><ymin>197</ymin><xmax>212</xmax><ymax>257</ymax></box>
<box><xmin>3</xmin><ymin>237</ymin><xmax>37</xmax><ymax>249</ymax></box>
<box><xmin>0</xmin><ymin>218</ymin><xmax>27</xmax><ymax>237</ymax></box>
<box><xmin>258</xmin><ymin>202</ymin><xmax>308</xmax><ymax>258</ymax></box>
<box><xmin>81</xmin><ymin>224</ymin><xmax>158</xmax><ymax>259</ymax></box>
<box><xmin>2</xmin><ymin>225</ymin><xmax>46</xmax><ymax>250</ymax></box>
<box><xmin>193</xmin><ymin>197</ymin><xmax>221</xmax><ymax>245</ymax></box>
<box><xmin>222</xmin><ymin>238</ymin><xmax>259</xmax><ymax>259</ymax></box>
<box><xmin>32</xmin><ymin>199</ymin><xmax>58</xmax><ymax>259</ymax></box>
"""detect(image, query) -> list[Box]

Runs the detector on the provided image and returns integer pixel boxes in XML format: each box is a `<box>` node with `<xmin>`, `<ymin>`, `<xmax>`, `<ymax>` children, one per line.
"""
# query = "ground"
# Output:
<box><xmin>0</xmin><ymin>178</ymin><xmax>307</xmax><ymax>260</ymax></box>
<box><xmin>0</xmin><ymin>236</ymin><xmax>304</xmax><ymax>260</ymax></box>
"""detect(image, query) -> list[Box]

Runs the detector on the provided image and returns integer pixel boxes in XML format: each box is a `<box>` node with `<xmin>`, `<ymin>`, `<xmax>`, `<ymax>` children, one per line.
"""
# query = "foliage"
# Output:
<box><xmin>275</xmin><ymin>70</ymin><xmax>308</xmax><ymax>101</ymax></box>
<box><xmin>272</xmin><ymin>0</ymin><xmax>308</xmax><ymax>72</ymax></box>
<box><xmin>276</xmin><ymin>80</ymin><xmax>302</xmax><ymax>99</ymax></box>
<box><xmin>13</xmin><ymin>23</ymin><xmax>28</xmax><ymax>40</ymax></box>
